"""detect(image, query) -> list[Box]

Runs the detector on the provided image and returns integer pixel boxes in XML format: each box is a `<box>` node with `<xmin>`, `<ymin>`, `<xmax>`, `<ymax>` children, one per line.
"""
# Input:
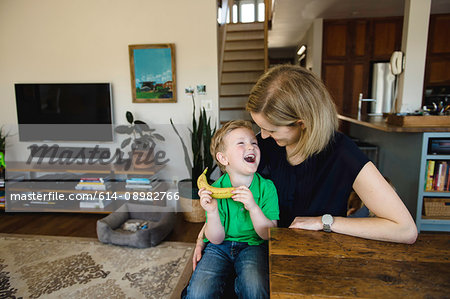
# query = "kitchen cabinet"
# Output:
<box><xmin>322</xmin><ymin>22</ymin><xmax>348</xmax><ymax>60</ymax></box>
<box><xmin>322</xmin><ymin>17</ymin><xmax>402</xmax><ymax>116</ymax></box>
<box><xmin>322</xmin><ymin>64</ymin><xmax>346</xmax><ymax>113</ymax></box>
<box><xmin>424</xmin><ymin>14</ymin><xmax>450</xmax><ymax>87</ymax></box>
<box><xmin>371</xmin><ymin>18</ymin><xmax>403</xmax><ymax>60</ymax></box>
<box><xmin>323</xmin><ymin>14</ymin><xmax>450</xmax><ymax>114</ymax></box>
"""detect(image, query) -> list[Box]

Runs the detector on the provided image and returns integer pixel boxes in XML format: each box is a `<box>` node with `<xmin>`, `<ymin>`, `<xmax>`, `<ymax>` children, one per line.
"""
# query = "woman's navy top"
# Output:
<box><xmin>257</xmin><ymin>131</ymin><xmax>369</xmax><ymax>228</ymax></box>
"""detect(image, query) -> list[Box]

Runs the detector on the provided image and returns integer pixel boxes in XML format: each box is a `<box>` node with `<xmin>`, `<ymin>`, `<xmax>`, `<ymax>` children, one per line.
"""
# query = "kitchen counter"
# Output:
<box><xmin>338</xmin><ymin>114</ymin><xmax>450</xmax><ymax>132</ymax></box>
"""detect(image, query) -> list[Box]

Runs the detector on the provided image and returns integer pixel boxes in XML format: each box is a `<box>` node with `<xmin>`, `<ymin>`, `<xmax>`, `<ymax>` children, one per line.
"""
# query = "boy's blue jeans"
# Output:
<box><xmin>184</xmin><ymin>241</ymin><xmax>269</xmax><ymax>299</ymax></box>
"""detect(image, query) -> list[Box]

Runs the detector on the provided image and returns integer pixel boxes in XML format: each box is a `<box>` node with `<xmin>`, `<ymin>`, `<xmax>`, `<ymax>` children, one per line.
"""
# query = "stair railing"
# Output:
<box><xmin>218</xmin><ymin>0</ymin><xmax>233</xmax><ymax>86</ymax></box>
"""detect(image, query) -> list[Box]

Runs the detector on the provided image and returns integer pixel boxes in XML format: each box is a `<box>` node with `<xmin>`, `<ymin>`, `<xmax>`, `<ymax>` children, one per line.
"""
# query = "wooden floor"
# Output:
<box><xmin>0</xmin><ymin>210</ymin><xmax>204</xmax><ymax>243</ymax></box>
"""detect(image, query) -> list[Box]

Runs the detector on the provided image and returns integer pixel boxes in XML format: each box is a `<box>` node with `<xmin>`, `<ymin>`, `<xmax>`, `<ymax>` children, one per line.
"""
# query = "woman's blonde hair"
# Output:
<box><xmin>210</xmin><ymin>120</ymin><xmax>254</xmax><ymax>172</ymax></box>
<box><xmin>246</xmin><ymin>65</ymin><xmax>338</xmax><ymax>159</ymax></box>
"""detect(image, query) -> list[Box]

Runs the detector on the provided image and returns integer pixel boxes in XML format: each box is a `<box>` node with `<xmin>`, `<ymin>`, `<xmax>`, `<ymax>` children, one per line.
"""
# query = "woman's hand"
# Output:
<box><xmin>289</xmin><ymin>216</ymin><xmax>322</xmax><ymax>231</ymax></box>
<box><xmin>192</xmin><ymin>239</ymin><xmax>206</xmax><ymax>271</ymax></box>
<box><xmin>198</xmin><ymin>188</ymin><xmax>218</xmax><ymax>213</ymax></box>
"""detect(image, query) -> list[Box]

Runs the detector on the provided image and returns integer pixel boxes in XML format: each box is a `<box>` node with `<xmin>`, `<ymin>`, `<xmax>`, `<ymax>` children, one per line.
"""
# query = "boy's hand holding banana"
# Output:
<box><xmin>197</xmin><ymin>168</ymin><xmax>234</xmax><ymax>199</ymax></box>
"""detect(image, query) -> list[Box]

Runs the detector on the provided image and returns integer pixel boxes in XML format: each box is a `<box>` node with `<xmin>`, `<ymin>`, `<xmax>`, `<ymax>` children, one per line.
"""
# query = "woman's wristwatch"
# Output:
<box><xmin>321</xmin><ymin>214</ymin><xmax>334</xmax><ymax>232</ymax></box>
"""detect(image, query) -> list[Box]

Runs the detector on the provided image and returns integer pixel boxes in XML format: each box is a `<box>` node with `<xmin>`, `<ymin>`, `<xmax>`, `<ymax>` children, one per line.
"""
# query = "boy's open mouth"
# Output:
<box><xmin>244</xmin><ymin>154</ymin><xmax>256</xmax><ymax>163</ymax></box>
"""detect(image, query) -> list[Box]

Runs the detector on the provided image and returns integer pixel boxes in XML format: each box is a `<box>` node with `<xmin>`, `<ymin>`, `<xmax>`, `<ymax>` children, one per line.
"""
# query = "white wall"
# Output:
<box><xmin>0</xmin><ymin>0</ymin><xmax>219</xmax><ymax>180</ymax></box>
<box><xmin>397</xmin><ymin>0</ymin><xmax>431</xmax><ymax>112</ymax></box>
<box><xmin>297</xmin><ymin>19</ymin><xmax>322</xmax><ymax>77</ymax></box>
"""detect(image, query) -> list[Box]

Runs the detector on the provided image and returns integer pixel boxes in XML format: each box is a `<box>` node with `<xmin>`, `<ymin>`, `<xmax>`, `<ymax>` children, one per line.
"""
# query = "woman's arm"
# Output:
<box><xmin>192</xmin><ymin>223</ymin><xmax>206</xmax><ymax>271</ymax></box>
<box><xmin>289</xmin><ymin>162</ymin><xmax>418</xmax><ymax>244</ymax></box>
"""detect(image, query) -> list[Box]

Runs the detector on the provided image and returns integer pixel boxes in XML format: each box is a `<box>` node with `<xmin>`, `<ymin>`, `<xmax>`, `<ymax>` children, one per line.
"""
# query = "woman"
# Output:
<box><xmin>192</xmin><ymin>65</ymin><xmax>417</xmax><ymax>271</ymax></box>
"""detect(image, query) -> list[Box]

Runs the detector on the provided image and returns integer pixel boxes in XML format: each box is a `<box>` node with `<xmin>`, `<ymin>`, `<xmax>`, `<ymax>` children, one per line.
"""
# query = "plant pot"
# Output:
<box><xmin>178</xmin><ymin>179</ymin><xmax>205</xmax><ymax>223</ymax></box>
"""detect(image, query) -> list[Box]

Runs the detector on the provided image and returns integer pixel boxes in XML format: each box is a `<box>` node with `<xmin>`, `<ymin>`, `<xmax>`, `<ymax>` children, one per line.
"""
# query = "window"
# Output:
<box><xmin>241</xmin><ymin>3</ymin><xmax>255</xmax><ymax>23</ymax></box>
<box><xmin>232</xmin><ymin>4</ymin><xmax>238</xmax><ymax>23</ymax></box>
<box><xmin>225</xmin><ymin>0</ymin><xmax>264</xmax><ymax>24</ymax></box>
<box><xmin>257</xmin><ymin>3</ymin><xmax>265</xmax><ymax>22</ymax></box>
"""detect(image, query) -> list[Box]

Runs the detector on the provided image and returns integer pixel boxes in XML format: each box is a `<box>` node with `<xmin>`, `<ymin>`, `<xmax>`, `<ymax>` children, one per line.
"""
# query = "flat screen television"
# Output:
<box><xmin>15</xmin><ymin>83</ymin><xmax>114</xmax><ymax>141</ymax></box>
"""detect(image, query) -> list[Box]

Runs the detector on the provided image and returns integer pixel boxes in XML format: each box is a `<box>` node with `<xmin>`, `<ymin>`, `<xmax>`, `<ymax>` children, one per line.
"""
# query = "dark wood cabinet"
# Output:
<box><xmin>424</xmin><ymin>14</ymin><xmax>450</xmax><ymax>87</ymax></box>
<box><xmin>349</xmin><ymin>63</ymin><xmax>368</xmax><ymax>114</ymax></box>
<box><xmin>323</xmin><ymin>14</ymin><xmax>450</xmax><ymax>115</ymax></box>
<box><xmin>323</xmin><ymin>64</ymin><xmax>346</xmax><ymax>114</ymax></box>
<box><xmin>323</xmin><ymin>17</ymin><xmax>401</xmax><ymax>115</ymax></box>
<box><xmin>372</xmin><ymin>18</ymin><xmax>402</xmax><ymax>59</ymax></box>
<box><xmin>352</xmin><ymin>20</ymin><xmax>369</xmax><ymax>58</ymax></box>
<box><xmin>323</xmin><ymin>22</ymin><xmax>348</xmax><ymax>60</ymax></box>
<box><xmin>428</xmin><ymin>14</ymin><xmax>450</xmax><ymax>54</ymax></box>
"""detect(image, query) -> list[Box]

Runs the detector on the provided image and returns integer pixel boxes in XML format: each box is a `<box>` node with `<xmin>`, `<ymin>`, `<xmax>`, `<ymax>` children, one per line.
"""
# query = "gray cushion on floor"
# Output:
<box><xmin>97</xmin><ymin>203</ymin><xmax>176</xmax><ymax>248</ymax></box>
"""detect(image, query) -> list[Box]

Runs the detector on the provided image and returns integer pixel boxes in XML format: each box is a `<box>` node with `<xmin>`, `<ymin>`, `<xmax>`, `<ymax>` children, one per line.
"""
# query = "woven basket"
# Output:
<box><xmin>424</xmin><ymin>198</ymin><xmax>450</xmax><ymax>217</ymax></box>
<box><xmin>179</xmin><ymin>196</ymin><xmax>206</xmax><ymax>223</ymax></box>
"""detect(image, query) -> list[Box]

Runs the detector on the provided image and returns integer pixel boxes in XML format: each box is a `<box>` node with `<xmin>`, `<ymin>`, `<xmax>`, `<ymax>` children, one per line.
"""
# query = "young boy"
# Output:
<box><xmin>184</xmin><ymin>120</ymin><xmax>279</xmax><ymax>299</ymax></box>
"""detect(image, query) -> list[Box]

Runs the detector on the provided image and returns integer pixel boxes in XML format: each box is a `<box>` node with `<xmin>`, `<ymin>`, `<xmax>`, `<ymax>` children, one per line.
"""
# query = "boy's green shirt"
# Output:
<box><xmin>205</xmin><ymin>172</ymin><xmax>279</xmax><ymax>245</ymax></box>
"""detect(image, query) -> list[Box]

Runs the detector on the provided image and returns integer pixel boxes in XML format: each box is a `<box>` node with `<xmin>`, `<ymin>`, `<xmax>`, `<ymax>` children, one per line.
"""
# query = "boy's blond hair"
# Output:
<box><xmin>246</xmin><ymin>65</ymin><xmax>338</xmax><ymax>160</ymax></box>
<box><xmin>210</xmin><ymin>120</ymin><xmax>254</xmax><ymax>172</ymax></box>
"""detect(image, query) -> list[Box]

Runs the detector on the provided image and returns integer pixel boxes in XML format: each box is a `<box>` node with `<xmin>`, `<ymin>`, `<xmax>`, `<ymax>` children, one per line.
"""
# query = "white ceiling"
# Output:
<box><xmin>269</xmin><ymin>0</ymin><xmax>450</xmax><ymax>48</ymax></box>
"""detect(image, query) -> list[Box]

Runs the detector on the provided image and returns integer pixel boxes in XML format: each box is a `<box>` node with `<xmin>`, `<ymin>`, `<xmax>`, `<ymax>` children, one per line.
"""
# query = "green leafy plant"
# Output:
<box><xmin>115</xmin><ymin>111</ymin><xmax>165</xmax><ymax>152</ymax></box>
<box><xmin>170</xmin><ymin>95</ymin><xmax>217</xmax><ymax>182</ymax></box>
<box><xmin>0</xmin><ymin>126</ymin><xmax>10</xmax><ymax>152</ymax></box>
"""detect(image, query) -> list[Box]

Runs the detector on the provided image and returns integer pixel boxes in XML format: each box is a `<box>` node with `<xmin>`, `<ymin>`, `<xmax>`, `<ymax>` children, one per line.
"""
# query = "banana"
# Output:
<box><xmin>197</xmin><ymin>168</ymin><xmax>235</xmax><ymax>199</ymax></box>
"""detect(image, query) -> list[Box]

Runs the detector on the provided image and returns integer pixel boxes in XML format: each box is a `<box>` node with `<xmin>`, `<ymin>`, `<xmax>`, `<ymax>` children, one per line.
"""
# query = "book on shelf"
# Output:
<box><xmin>125</xmin><ymin>174</ymin><xmax>161</xmax><ymax>190</ymax></box>
<box><xmin>75</xmin><ymin>176</ymin><xmax>111</xmax><ymax>190</ymax></box>
<box><xmin>126</xmin><ymin>178</ymin><xmax>151</xmax><ymax>185</ymax></box>
<box><xmin>75</xmin><ymin>184</ymin><xmax>110</xmax><ymax>191</ymax></box>
<box><xmin>125</xmin><ymin>184</ymin><xmax>154</xmax><ymax>190</ymax></box>
<box><xmin>80</xmin><ymin>176</ymin><xmax>111</xmax><ymax>183</ymax></box>
<box><xmin>425</xmin><ymin>160</ymin><xmax>450</xmax><ymax>192</ymax></box>
<box><xmin>79</xmin><ymin>199</ymin><xmax>111</xmax><ymax>209</ymax></box>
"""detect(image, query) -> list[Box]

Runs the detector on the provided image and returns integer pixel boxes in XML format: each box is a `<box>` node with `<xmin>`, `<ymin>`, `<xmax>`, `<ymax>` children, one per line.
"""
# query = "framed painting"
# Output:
<box><xmin>129</xmin><ymin>44</ymin><xmax>176</xmax><ymax>103</ymax></box>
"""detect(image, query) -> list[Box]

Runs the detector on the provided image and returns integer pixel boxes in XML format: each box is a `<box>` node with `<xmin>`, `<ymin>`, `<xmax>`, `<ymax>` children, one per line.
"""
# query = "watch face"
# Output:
<box><xmin>322</xmin><ymin>214</ymin><xmax>333</xmax><ymax>225</ymax></box>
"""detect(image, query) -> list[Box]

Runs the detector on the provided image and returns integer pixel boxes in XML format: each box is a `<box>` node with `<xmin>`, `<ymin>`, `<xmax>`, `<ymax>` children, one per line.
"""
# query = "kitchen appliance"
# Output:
<box><xmin>429</xmin><ymin>138</ymin><xmax>450</xmax><ymax>155</ymax></box>
<box><xmin>370</xmin><ymin>62</ymin><xmax>396</xmax><ymax>115</ymax></box>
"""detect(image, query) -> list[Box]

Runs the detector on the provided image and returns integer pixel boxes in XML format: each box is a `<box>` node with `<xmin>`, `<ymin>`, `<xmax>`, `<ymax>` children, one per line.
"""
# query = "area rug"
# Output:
<box><xmin>0</xmin><ymin>233</ymin><xmax>194</xmax><ymax>299</ymax></box>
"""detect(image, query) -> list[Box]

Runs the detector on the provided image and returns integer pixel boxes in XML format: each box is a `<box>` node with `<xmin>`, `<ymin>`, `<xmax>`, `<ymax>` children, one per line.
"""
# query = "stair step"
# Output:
<box><xmin>226</xmin><ymin>30</ymin><xmax>264</xmax><ymax>41</ymax></box>
<box><xmin>223</xmin><ymin>50</ymin><xmax>264</xmax><ymax>61</ymax></box>
<box><xmin>221</xmin><ymin>71</ymin><xmax>263</xmax><ymax>84</ymax></box>
<box><xmin>220</xmin><ymin>107</ymin><xmax>246</xmax><ymax>111</ymax></box>
<box><xmin>225</xmin><ymin>40</ymin><xmax>264</xmax><ymax>51</ymax></box>
<box><xmin>220</xmin><ymin>83</ymin><xmax>254</xmax><ymax>96</ymax></box>
<box><xmin>223</xmin><ymin>60</ymin><xmax>264</xmax><ymax>72</ymax></box>
<box><xmin>227</xmin><ymin>22</ymin><xmax>264</xmax><ymax>32</ymax></box>
<box><xmin>219</xmin><ymin>110</ymin><xmax>252</xmax><ymax>123</ymax></box>
<box><xmin>219</xmin><ymin>96</ymin><xmax>249</xmax><ymax>109</ymax></box>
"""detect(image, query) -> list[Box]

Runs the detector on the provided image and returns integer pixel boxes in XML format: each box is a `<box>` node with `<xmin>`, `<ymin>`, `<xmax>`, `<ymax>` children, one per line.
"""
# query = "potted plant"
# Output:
<box><xmin>115</xmin><ymin>111</ymin><xmax>165</xmax><ymax>169</ymax></box>
<box><xmin>0</xmin><ymin>126</ymin><xmax>9</xmax><ymax>176</ymax></box>
<box><xmin>170</xmin><ymin>95</ymin><xmax>217</xmax><ymax>222</ymax></box>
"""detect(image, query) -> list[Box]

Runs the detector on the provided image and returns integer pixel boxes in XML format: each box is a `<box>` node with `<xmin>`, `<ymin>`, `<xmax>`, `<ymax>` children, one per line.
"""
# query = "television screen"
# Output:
<box><xmin>15</xmin><ymin>83</ymin><xmax>113</xmax><ymax>141</ymax></box>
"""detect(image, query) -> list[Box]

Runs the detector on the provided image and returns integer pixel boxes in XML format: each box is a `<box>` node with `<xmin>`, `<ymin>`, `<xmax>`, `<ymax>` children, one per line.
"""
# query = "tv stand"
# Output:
<box><xmin>5</xmin><ymin>161</ymin><xmax>169</xmax><ymax>213</ymax></box>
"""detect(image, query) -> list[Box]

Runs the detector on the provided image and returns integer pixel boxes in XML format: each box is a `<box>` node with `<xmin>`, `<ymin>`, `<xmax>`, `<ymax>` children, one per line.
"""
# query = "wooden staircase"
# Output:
<box><xmin>219</xmin><ymin>22</ymin><xmax>267</xmax><ymax>124</ymax></box>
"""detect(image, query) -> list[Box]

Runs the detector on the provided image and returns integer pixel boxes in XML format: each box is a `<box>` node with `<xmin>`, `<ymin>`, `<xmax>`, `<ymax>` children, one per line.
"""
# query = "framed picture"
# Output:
<box><xmin>129</xmin><ymin>44</ymin><xmax>176</xmax><ymax>103</ymax></box>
